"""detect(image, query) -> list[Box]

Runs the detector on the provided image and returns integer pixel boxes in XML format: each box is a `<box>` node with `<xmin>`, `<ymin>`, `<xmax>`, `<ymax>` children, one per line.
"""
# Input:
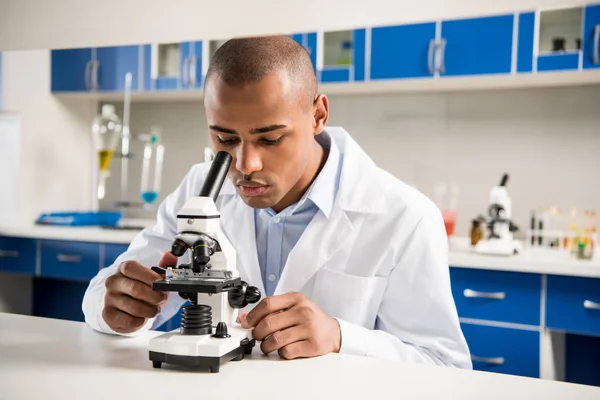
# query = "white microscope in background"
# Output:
<box><xmin>474</xmin><ymin>174</ymin><xmax>520</xmax><ymax>256</ymax></box>
<box><xmin>148</xmin><ymin>151</ymin><xmax>261</xmax><ymax>373</ymax></box>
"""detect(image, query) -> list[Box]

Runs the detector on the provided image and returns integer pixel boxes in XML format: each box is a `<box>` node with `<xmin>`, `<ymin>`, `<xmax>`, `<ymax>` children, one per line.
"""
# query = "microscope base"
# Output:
<box><xmin>148</xmin><ymin>327</ymin><xmax>256</xmax><ymax>373</ymax></box>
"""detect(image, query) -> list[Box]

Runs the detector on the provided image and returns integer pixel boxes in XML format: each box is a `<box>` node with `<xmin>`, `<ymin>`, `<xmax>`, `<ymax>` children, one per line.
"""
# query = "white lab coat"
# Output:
<box><xmin>82</xmin><ymin>127</ymin><xmax>472</xmax><ymax>369</ymax></box>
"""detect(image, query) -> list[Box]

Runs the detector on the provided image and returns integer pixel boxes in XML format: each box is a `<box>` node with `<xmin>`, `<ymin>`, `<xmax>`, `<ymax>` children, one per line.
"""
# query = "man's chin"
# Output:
<box><xmin>240</xmin><ymin>194</ymin><xmax>276</xmax><ymax>210</ymax></box>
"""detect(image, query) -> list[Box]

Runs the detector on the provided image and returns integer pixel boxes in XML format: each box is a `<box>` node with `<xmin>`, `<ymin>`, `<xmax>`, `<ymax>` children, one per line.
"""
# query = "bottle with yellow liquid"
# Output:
<box><xmin>91</xmin><ymin>105</ymin><xmax>122</xmax><ymax>199</ymax></box>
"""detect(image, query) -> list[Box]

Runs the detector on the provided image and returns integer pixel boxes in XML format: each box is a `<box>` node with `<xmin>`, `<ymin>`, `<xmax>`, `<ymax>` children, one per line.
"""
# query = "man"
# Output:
<box><xmin>82</xmin><ymin>36</ymin><xmax>471</xmax><ymax>368</ymax></box>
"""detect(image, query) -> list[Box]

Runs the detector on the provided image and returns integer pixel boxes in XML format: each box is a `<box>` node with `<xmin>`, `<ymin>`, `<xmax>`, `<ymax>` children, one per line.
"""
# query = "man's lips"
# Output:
<box><xmin>238</xmin><ymin>182</ymin><xmax>269</xmax><ymax>197</ymax></box>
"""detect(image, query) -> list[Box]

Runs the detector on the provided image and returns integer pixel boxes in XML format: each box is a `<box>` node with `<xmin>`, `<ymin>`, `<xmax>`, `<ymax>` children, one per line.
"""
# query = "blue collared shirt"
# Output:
<box><xmin>254</xmin><ymin>131</ymin><xmax>342</xmax><ymax>296</ymax></box>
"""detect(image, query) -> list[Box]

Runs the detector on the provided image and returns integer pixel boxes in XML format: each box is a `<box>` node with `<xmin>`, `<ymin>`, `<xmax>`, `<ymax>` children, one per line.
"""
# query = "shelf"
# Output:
<box><xmin>538</xmin><ymin>7</ymin><xmax>584</xmax><ymax>54</ymax></box>
<box><xmin>51</xmin><ymin>69</ymin><xmax>600</xmax><ymax>103</ymax></box>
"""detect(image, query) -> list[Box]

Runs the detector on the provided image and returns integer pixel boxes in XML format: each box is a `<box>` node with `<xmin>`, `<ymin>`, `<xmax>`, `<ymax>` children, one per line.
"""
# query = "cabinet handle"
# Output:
<box><xmin>190</xmin><ymin>55</ymin><xmax>197</xmax><ymax>87</ymax></box>
<box><xmin>182</xmin><ymin>56</ymin><xmax>190</xmax><ymax>88</ymax></box>
<box><xmin>584</xmin><ymin>300</ymin><xmax>600</xmax><ymax>310</ymax></box>
<box><xmin>91</xmin><ymin>60</ymin><xmax>99</xmax><ymax>91</ymax></box>
<box><xmin>0</xmin><ymin>250</ymin><xmax>19</xmax><ymax>258</ymax></box>
<box><xmin>57</xmin><ymin>254</ymin><xmax>82</xmax><ymax>263</ymax></box>
<box><xmin>437</xmin><ymin>38</ymin><xmax>447</xmax><ymax>74</ymax></box>
<box><xmin>85</xmin><ymin>61</ymin><xmax>92</xmax><ymax>90</ymax></box>
<box><xmin>428</xmin><ymin>39</ymin><xmax>435</xmax><ymax>74</ymax></box>
<box><xmin>594</xmin><ymin>25</ymin><xmax>599</xmax><ymax>65</ymax></box>
<box><xmin>463</xmin><ymin>289</ymin><xmax>506</xmax><ymax>300</ymax></box>
<box><xmin>471</xmin><ymin>355</ymin><xmax>505</xmax><ymax>365</ymax></box>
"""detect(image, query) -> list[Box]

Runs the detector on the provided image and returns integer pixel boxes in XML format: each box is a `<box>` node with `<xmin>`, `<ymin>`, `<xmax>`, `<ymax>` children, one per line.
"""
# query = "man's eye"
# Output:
<box><xmin>217</xmin><ymin>136</ymin><xmax>239</xmax><ymax>145</ymax></box>
<box><xmin>261</xmin><ymin>137</ymin><xmax>283</xmax><ymax>145</ymax></box>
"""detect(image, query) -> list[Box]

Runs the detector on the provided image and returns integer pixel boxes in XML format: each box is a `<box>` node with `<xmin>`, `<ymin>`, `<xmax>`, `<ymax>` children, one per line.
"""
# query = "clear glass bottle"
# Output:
<box><xmin>91</xmin><ymin>104</ymin><xmax>122</xmax><ymax>200</ymax></box>
<box><xmin>140</xmin><ymin>127</ymin><xmax>165</xmax><ymax>208</ymax></box>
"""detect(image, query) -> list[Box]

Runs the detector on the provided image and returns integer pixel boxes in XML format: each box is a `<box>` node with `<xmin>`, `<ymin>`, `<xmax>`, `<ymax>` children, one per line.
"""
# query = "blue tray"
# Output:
<box><xmin>35</xmin><ymin>211</ymin><xmax>123</xmax><ymax>227</ymax></box>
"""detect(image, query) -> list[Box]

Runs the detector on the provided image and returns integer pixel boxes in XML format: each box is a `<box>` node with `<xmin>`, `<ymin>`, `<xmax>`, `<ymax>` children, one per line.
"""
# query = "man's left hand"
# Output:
<box><xmin>240</xmin><ymin>292</ymin><xmax>341</xmax><ymax>360</ymax></box>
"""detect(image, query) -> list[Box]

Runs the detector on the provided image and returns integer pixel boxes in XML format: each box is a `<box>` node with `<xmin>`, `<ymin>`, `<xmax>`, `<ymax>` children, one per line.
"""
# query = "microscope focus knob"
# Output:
<box><xmin>245</xmin><ymin>286</ymin><xmax>261</xmax><ymax>304</ymax></box>
<box><xmin>228</xmin><ymin>282</ymin><xmax>262</xmax><ymax>309</ymax></box>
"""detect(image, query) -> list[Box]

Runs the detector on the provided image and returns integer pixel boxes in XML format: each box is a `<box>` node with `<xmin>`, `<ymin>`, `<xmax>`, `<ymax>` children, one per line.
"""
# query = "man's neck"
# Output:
<box><xmin>271</xmin><ymin>139</ymin><xmax>328</xmax><ymax>214</ymax></box>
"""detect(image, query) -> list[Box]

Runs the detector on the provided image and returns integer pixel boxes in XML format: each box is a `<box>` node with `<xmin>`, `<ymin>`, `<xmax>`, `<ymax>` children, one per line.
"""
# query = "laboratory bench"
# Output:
<box><xmin>1</xmin><ymin>313</ymin><xmax>599</xmax><ymax>400</ymax></box>
<box><xmin>1</xmin><ymin>225</ymin><xmax>600</xmax><ymax>387</ymax></box>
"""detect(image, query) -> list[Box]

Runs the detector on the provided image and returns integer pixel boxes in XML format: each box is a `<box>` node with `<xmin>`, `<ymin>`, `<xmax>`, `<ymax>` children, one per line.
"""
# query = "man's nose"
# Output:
<box><xmin>235</xmin><ymin>144</ymin><xmax>263</xmax><ymax>176</ymax></box>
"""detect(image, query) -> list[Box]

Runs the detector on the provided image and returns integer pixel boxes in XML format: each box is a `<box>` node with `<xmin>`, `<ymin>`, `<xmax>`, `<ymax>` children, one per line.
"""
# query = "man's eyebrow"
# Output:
<box><xmin>249</xmin><ymin>125</ymin><xmax>287</xmax><ymax>134</ymax></box>
<box><xmin>209</xmin><ymin>125</ymin><xmax>237</xmax><ymax>134</ymax></box>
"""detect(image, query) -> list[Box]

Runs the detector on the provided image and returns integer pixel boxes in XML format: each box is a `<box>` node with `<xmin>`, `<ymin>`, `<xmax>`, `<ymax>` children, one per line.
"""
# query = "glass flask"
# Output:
<box><xmin>91</xmin><ymin>104</ymin><xmax>122</xmax><ymax>199</ymax></box>
<box><xmin>140</xmin><ymin>128</ymin><xmax>165</xmax><ymax>208</ymax></box>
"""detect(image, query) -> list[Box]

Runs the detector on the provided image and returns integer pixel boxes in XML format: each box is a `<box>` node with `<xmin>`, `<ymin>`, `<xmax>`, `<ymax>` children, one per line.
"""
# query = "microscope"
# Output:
<box><xmin>474</xmin><ymin>174</ymin><xmax>520</xmax><ymax>256</ymax></box>
<box><xmin>148</xmin><ymin>151</ymin><xmax>262</xmax><ymax>372</ymax></box>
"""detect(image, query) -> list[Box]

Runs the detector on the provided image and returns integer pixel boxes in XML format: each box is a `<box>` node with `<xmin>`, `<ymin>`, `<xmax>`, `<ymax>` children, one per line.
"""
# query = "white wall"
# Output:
<box><xmin>2</xmin><ymin>50</ymin><xmax>98</xmax><ymax>224</ymax></box>
<box><xmin>100</xmin><ymin>84</ymin><xmax>600</xmax><ymax>239</ymax></box>
<box><xmin>0</xmin><ymin>0</ymin><xmax>590</xmax><ymax>51</ymax></box>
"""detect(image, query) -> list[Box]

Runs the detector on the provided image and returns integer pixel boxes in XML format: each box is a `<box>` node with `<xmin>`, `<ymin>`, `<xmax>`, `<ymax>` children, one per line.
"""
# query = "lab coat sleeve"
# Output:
<box><xmin>335</xmin><ymin>210</ymin><xmax>472</xmax><ymax>369</ymax></box>
<box><xmin>81</xmin><ymin>165</ymin><xmax>201</xmax><ymax>336</ymax></box>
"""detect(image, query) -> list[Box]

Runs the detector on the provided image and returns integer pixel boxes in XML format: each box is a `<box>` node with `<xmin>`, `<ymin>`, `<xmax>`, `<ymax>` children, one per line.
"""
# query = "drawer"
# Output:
<box><xmin>0</xmin><ymin>237</ymin><xmax>37</xmax><ymax>275</ymax></box>
<box><xmin>103</xmin><ymin>243</ymin><xmax>129</xmax><ymax>269</ymax></box>
<box><xmin>40</xmin><ymin>240</ymin><xmax>100</xmax><ymax>281</ymax></box>
<box><xmin>546</xmin><ymin>275</ymin><xmax>600</xmax><ymax>336</ymax></box>
<box><xmin>461</xmin><ymin>323</ymin><xmax>540</xmax><ymax>378</ymax></box>
<box><xmin>450</xmin><ymin>268</ymin><xmax>542</xmax><ymax>326</ymax></box>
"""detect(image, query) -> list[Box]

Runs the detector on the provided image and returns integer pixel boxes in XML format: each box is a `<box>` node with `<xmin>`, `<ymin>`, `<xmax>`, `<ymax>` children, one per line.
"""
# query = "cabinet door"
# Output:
<box><xmin>0</xmin><ymin>237</ymin><xmax>37</xmax><ymax>275</ymax></box>
<box><xmin>40</xmin><ymin>240</ymin><xmax>100</xmax><ymax>281</ymax></box>
<box><xmin>51</xmin><ymin>48</ymin><xmax>93</xmax><ymax>92</ymax></box>
<box><xmin>145</xmin><ymin>42</ymin><xmax>193</xmax><ymax>91</ymax></box>
<box><xmin>103</xmin><ymin>243</ymin><xmax>129</xmax><ymax>269</ymax></box>
<box><xmin>440</xmin><ymin>14</ymin><xmax>514</xmax><ymax>76</ymax></box>
<box><xmin>96</xmin><ymin>45</ymin><xmax>140</xmax><ymax>92</ymax></box>
<box><xmin>370</xmin><ymin>22</ymin><xmax>436</xmax><ymax>80</ymax></box>
<box><xmin>461</xmin><ymin>323</ymin><xmax>540</xmax><ymax>378</ymax></box>
<box><xmin>319</xmin><ymin>29</ymin><xmax>366</xmax><ymax>83</ymax></box>
<box><xmin>517</xmin><ymin>12</ymin><xmax>535</xmax><ymax>73</ymax></box>
<box><xmin>190</xmin><ymin>41</ymin><xmax>204</xmax><ymax>89</ymax></box>
<box><xmin>583</xmin><ymin>4</ymin><xmax>600</xmax><ymax>69</ymax></box>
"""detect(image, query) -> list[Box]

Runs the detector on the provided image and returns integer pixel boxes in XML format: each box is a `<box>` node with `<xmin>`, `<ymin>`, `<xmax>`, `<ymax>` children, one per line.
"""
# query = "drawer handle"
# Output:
<box><xmin>471</xmin><ymin>355</ymin><xmax>505</xmax><ymax>365</ymax></box>
<box><xmin>57</xmin><ymin>254</ymin><xmax>82</xmax><ymax>263</ymax></box>
<box><xmin>0</xmin><ymin>250</ymin><xmax>19</xmax><ymax>258</ymax></box>
<box><xmin>463</xmin><ymin>289</ymin><xmax>506</xmax><ymax>300</ymax></box>
<box><xmin>583</xmin><ymin>300</ymin><xmax>600</xmax><ymax>310</ymax></box>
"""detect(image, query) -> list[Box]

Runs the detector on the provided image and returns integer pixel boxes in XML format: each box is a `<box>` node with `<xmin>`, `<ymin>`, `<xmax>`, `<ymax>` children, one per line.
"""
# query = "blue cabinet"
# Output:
<box><xmin>319</xmin><ymin>29</ymin><xmax>366</xmax><ymax>83</ymax></box>
<box><xmin>51</xmin><ymin>48</ymin><xmax>93</xmax><ymax>92</ymax></box>
<box><xmin>143</xmin><ymin>41</ymin><xmax>203</xmax><ymax>91</ymax></box>
<box><xmin>40</xmin><ymin>240</ymin><xmax>100</xmax><ymax>281</ymax></box>
<box><xmin>517</xmin><ymin>12</ymin><xmax>535</xmax><ymax>73</ymax></box>
<box><xmin>546</xmin><ymin>275</ymin><xmax>600</xmax><ymax>336</ymax></box>
<box><xmin>461</xmin><ymin>323</ymin><xmax>540</xmax><ymax>378</ymax></box>
<box><xmin>96</xmin><ymin>46</ymin><xmax>140</xmax><ymax>92</ymax></box>
<box><xmin>103</xmin><ymin>243</ymin><xmax>129</xmax><ymax>269</ymax></box>
<box><xmin>440</xmin><ymin>14</ymin><xmax>514</xmax><ymax>76</ymax></box>
<box><xmin>0</xmin><ymin>237</ymin><xmax>37</xmax><ymax>275</ymax></box>
<box><xmin>450</xmin><ymin>268</ymin><xmax>542</xmax><ymax>326</ymax></box>
<box><xmin>370</xmin><ymin>22</ymin><xmax>437</xmax><ymax>80</ymax></box>
<box><xmin>583</xmin><ymin>4</ymin><xmax>600</xmax><ymax>69</ymax></box>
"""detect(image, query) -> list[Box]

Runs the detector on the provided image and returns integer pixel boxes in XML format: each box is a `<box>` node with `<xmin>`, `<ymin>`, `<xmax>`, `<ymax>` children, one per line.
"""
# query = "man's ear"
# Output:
<box><xmin>312</xmin><ymin>94</ymin><xmax>329</xmax><ymax>135</ymax></box>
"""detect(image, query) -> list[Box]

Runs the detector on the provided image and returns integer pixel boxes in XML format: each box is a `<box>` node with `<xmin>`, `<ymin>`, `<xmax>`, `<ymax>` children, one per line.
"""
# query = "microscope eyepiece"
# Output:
<box><xmin>198</xmin><ymin>151</ymin><xmax>233</xmax><ymax>202</ymax></box>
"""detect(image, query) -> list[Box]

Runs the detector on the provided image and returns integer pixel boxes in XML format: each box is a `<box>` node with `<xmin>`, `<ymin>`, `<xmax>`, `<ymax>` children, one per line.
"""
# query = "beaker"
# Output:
<box><xmin>433</xmin><ymin>183</ymin><xmax>460</xmax><ymax>237</ymax></box>
<box><xmin>91</xmin><ymin>104</ymin><xmax>122</xmax><ymax>199</ymax></box>
<box><xmin>140</xmin><ymin>128</ymin><xmax>165</xmax><ymax>207</ymax></box>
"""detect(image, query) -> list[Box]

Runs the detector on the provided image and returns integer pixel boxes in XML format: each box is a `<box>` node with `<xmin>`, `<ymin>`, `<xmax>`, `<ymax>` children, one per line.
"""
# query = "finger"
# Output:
<box><xmin>278</xmin><ymin>340</ymin><xmax>313</xmax><ymax>360</ymax></box>
<box><xmin>106</xmin><ymin>292</ymin><xmax>161</xmax><ymax>319</ymax></box>
<box><xmin>109</xmin><ymin>274</ymin><xmax>166</xmax><ymax>305</ymax></box>
<box><xmin>242</xmin><ymin>292</ymin><xmax>302</xmax><ymax>328</ymax></box>
<box><xmin>252</xmin><ymin>309</ymin><xmax>299</xmax><ymax>341</ymax></box>
<box><xmin>118</xmin><ymin>260</ymin><xmax>163</xmax><ymax>286</ymax></box>
<box><xmin>158</xmin><ymin>251</ymin><xmax>178</xmax><ymax>268</ymax></box>
<box><xmin>260</xmin><ymin>326</ymin><xmax>307</xmax><ymax>355</ymax></box>
<box><xmin>102</xmin><ymin>306</ymin><xmax>146</xmax><ymax>334</ymax></box>
<box><xmin>237</xmin><ymin>312</ymin><xmax>249</xmax><ymax>324</ymax></box>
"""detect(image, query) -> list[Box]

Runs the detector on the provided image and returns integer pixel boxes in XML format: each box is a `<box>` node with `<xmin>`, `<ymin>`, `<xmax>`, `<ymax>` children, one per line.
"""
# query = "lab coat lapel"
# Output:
<box><xmin>274</xmin><ymin>205</ymin><xmax>353</xmax><ymax>295</ymax></box>
<box><xmin>220</xmin><ymin>196</ymin><xmax>265</xmax><ymax>299</ymax></box>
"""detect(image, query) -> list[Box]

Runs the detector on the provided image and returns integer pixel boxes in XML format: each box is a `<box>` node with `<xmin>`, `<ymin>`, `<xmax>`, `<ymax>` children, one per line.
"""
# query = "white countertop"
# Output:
<box><xmin>1</xmin><ymin>222</ymin><xmax>600</xmax><ymax>278</ymax></box>
<box><xmin>1</xmin><ymin>312</ymin><xmax>598</xmax><ymax>400</ymax></box>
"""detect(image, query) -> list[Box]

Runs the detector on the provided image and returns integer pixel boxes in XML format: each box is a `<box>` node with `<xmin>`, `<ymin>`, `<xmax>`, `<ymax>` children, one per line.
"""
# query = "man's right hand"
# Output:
<box><xmin>102</xmin><ymin>252</ymin><xmax>176</xmax><ymax>334</ymax></box>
